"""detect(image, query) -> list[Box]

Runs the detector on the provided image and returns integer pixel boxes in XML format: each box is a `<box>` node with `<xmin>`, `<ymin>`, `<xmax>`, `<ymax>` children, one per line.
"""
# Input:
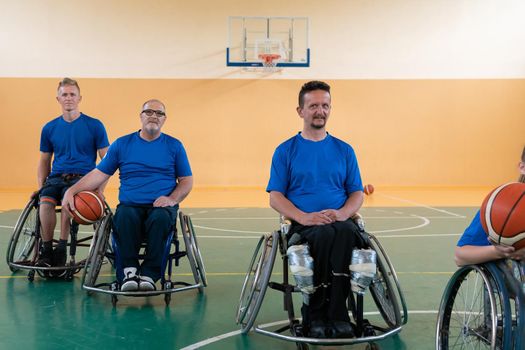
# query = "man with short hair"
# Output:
<box><xmin>37</xmin><ymin>78</ymin><xmax>109</xmax><ymax>271</ymax></box>
<box><xmin>62</xmin><ymin>99</ymin><xmax>193</xmax><ymax>292</ymax></box>
<box><xmin>267</xmin><ymin>81</ymin><xmax>364</xmax><ymax>338</ymax></box>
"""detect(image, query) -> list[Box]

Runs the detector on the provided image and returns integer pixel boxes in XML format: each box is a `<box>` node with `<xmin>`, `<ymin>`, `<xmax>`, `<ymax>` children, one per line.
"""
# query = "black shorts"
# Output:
<box><xmin>39</xmin><ymin>174</ymin><xmax>82</xmax><ymax>205</ymax></box>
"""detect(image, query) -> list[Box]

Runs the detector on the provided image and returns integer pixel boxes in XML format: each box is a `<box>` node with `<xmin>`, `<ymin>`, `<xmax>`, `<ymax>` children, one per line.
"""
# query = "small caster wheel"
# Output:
<box><xmin>111</xmin><ymin>294</ymin><xmax>118</xmax><ymax>307</ymax></box>
<box><xmin>296</xmin><ymin>342</ymin><xmax>309</xmax><ymax>350</ymax></box>
<box><xmin>64</xmin><ymin>271</ymin><xmax>73</xmax><ymax>281</ymax></box>
<box><xmin>164</xmin><ymin>281</ymin><xmax>172</xmax><ymax>305</ymax></box>
<box><xmin>28</xmin><ymin>270</ymin><xmax>35</xmax><ymax>282</ymax></box>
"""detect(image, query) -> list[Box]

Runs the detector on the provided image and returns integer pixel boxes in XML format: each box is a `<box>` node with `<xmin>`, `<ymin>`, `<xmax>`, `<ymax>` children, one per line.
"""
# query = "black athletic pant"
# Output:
<box><xmin>113</xmin><ymin>204</ymin><xmax>178</xmax><ymax>281</ymax></box>
<box><xmin>290</xmin><ymin>219</ymin><xmax>362</xmax><ymax>325</ymax></box>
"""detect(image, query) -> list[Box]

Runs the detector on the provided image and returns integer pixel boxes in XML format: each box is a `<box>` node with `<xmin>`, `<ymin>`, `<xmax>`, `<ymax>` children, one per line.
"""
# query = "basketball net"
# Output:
<box><xmin>258</xmin><ymin>53</ymin><xmax>281</xmax><ymax>73</ymax></box>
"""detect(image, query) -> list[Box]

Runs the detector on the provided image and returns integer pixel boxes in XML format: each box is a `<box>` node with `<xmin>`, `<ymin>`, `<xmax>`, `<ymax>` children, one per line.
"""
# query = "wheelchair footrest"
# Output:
<box><xmin>269</xmin><ymin>282</ymin><xmax>299</xmax><ymax>293</ymax></box>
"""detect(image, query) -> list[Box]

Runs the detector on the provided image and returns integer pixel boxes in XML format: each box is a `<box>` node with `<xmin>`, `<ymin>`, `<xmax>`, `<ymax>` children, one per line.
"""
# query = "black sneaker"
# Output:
<box><xmin>36</xmin><ymin>248</ymin><xmax>52</xmax><ymax>267</ymax></box>
<box><xmin>308</xmin><ymin>320</ymin><xmax>329</xmax><ymax>338</ymax></box>
<box><xmin>52</xmin><ymin>246</ymin><xmax>67</xmax><ymax>267</ymax></box>
<box><xmin>51</xmin><ymin>246</ymin><xmax>67</xmax><ymax>278</ymax></box>
<box><xmin>331</xmin><ymin>321</ymin><xmax>355</xmax><ymax>338</ymax></box>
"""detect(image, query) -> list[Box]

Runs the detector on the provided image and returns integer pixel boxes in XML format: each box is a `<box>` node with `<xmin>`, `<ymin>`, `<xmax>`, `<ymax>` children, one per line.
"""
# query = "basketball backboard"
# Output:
<box><xmin>227</xmin><ymin>16</ymin><xmax>310</xmax><ymax>68</ymax></box>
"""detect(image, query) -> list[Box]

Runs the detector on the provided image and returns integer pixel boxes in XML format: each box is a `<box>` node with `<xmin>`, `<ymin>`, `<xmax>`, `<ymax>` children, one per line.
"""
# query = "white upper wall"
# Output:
<box><xmin>1</xmin><ymin>0</ymin><xmax>524</xmax><ymax>79</ymax></box>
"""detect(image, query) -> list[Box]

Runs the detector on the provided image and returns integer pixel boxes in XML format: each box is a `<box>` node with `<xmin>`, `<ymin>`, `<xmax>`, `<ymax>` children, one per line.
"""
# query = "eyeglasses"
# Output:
<box><xmin>141</xmin><ymin>109</ymin><xmax>166</xmax><ymax>117</ymax></box>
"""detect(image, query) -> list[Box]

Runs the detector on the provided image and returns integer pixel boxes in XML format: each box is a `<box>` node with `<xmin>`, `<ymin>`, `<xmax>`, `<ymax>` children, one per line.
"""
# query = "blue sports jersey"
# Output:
<box><xmin>266</xmin><ymin>132</ymin><xmax>363</xmax><ymax>213</ymax></box>
<box><xmin>40</xmin><ymin>114</ymin><xmax>109</xmax><ymax>175</ymax></box>
<box><xmin>457</xmin><ymin>210</ymin><xmax>491</xmax><ymax>247</ymax></box>
<box><xmin>97</xmin><ymin>132</ymin><xmax>192</xmax><ymax>205</ymax></box>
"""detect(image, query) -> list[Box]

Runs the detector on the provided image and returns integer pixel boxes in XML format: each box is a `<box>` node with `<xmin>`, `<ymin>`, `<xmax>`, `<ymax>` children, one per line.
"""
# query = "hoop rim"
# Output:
<box><xmin>258</xmin><ymin>53</ymin><xmax>281</xmax><ymax>64</ymax></box>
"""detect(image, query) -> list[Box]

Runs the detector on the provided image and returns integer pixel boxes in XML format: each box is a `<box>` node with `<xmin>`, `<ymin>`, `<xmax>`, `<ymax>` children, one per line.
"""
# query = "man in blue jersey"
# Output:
<box><xmin>37</xmin><ymin>78</ymin><xmax>109</xmax><ymax>271</ymax></box>
<box><xmin>267</xmin><ymin>81</ymin><xmax>364</xmax><ymax>338</ymax></box>
<box><xmin>62</xmin><ymin>99</ymin><xmax>193</xmax><ymax>292</ymax></box>
<box><xmin>455</xmin><ymin>147</ymin><xmax>525</xmax><ymax>265</ymax></box>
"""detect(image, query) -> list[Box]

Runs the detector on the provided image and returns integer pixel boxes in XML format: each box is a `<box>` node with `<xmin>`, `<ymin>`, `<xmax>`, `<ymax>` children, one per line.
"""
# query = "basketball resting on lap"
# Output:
<box><xmin>70</xmin><ymin>191</ymin><xmax>105</xmax><ymax>225</ymax></box>
<box><xmin>480</xmin><ymin>182</ymin><xmax>525</xmax><ymax>249</ymax></box>
<box><xmin>454</xmin><ymin>146</ymin><xmax>525</xmax><ymax>266</ymax></box>
<box><xmin>36</xmin><ymin>78</ymin><xmax>109</xmax><ymax>271</ymax></box>
<box><xmin>62</xmin><ymin>99</ymin><xmax>193</xmax><ymax>293</ymax></box>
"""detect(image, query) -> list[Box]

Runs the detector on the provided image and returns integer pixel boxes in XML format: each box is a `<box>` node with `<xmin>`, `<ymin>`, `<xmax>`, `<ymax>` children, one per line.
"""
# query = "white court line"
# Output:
<box><xmin>193</xmin><ymin>214</ymin><xmax>431</xmax><ymax>235</ymax></box>
<box><xmin>377</xmin><ymin>193</ymin><xmax>466</xmax><ymax>218</ymax></box>
<box><xmin>190</xmin><ymin>216</ymin><xmax>464</xmax><ymax>220</ymax></box>
<box><xmin>192</xmin><ymin>225</ymin><xmax>266</xmax><ymax>234</ymax></box>
<box><xmin>369</xmin><ymin>214</ymin><xmax>429</xmax><ymax>234</ymax></box>
<box><xmin>194</xmin><ymin>233</ymin><xmax>461</xmax><ymax>239</ymax></box>
<box><xmin>180</xmin><ymin>310</ymin><xmax>439</xmax><ymax>350</ymax></box>
<box><xmin>374</xmin><ymin>233</ymin><xmax>460</xmax><ymax>238</ymax></box>
<box><xmin>0</xmin><ymin>225</ymin><xmax>94</xmax><ymax>235</ymax></box>
<box><xmin>0</xmin><ymin>224</ymin><xmax>460</xmax><ymax>239</ymax></box>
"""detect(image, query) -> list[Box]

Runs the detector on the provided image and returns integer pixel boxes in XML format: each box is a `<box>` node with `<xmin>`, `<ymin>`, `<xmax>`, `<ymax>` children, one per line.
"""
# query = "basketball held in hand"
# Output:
<box><xmin>71</xmin><ymin>191</ymin><xmax>105</xmax><ymax>225</ymax></box>
<box><xmin>480</xmin><ymin>182</ymin><xmax>525</xmax><ymax>249</ymax></box>
<box><xmin>364</xmin><ymin>184</ymin><xmax>374</xmax><ymax>195</ymax></box>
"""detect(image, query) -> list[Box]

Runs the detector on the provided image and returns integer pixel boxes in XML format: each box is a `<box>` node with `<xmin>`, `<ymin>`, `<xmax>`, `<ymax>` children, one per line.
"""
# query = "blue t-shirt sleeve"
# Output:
<box><xmin>345</xmin><ymin>147</ymin><xmax>363</xmax><ymax>194</ymax></box>
<box><xmin>266</xmin><ymin>146</ymin><xmax>288</xmax><ymax>193</ymax></box>
<box><xmin>457</xmin><ymin>210</ymin><xmax>491</xmax><ymax>247</ymax></box>
<box><xmin>174</xmin><ymin>142</ymin><xmax>192</xmax><ymax>177</ymax></box>
<box><xmin>93</xmin><ymin>120</ymin><xmax>110</xmax><ymax>150</ymax></box>
<box><xmin>97</xmin><ymin>140</ymin><xmax>119</xmax><ymax>176</ymax></box>
<box><xmin>39</xmin><ymin>124</ymin><xmax>53</xmax><ymax>153</ymax></box>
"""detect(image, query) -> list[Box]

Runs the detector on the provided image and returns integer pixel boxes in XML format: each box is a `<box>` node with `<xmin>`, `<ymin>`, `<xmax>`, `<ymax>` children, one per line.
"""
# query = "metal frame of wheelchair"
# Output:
<box><xmin>236</xmin><ymin>221</ymin><xmax>408</xmax><ymax>349</ymax></box>
<box><xmin>81</xmin><ymin>209</ymin><xmax>207</xmax><ymax>306</ymax></box>
<box><xmin>6</xmin><ymin>194</ymin><xmax>93</xmax><ymax>281</ymax></box>
<box><xmin>436</xmin><ymin>259</ymin><xmax>525</xmax><ymax>349</ymax></box>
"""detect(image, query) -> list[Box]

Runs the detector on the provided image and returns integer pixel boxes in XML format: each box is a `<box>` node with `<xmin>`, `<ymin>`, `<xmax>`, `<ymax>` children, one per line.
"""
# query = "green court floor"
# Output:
<box><xmin>0</xmin><ymin>205</ymin><xmax>475</xmax><ymax>349</ymax></box>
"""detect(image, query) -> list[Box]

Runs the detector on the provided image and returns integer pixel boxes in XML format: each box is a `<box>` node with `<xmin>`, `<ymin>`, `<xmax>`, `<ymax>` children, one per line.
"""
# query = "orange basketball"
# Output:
<box><xmin>364</xmin><ymin>184</ymin><xmax>374</xmax><ymax>195</ymax></box>
<box><xmin>480</xmin><ymin>182</ymin><xmax>525</xmax><ymax>249</ymax></box>
<box><xmin>71</xmin><ymin>191</ymin><xmax>105</xmax><ymax>225</ymax></box>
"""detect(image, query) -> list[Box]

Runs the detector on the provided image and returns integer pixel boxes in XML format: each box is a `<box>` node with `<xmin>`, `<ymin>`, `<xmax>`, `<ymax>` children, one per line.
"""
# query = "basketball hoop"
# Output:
<box><xmin>258</xmin><ymin>53</ymin><xmax>281</xmax><ymax>72</ymax></box>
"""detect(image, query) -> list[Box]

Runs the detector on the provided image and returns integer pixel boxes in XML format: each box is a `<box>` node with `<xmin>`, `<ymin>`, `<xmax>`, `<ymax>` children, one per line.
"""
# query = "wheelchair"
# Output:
<box><xmin>6</xmin><ymin>193</ymin><xmax>93</xmax><ymax>281</ymax></box>
<box><xmin>236</xmin><ymin>215</ymin><xmax>408</xmax><ymax>349</ymax></box>
<box><xmin>82</xmin><ymin>209</ymin><xmax>207</xmax><ymax>306</ymax></box>
<box><xmin>436</xmin><ymin>259</ymin><xmax>525</xmax><ymax>349</ymax></box>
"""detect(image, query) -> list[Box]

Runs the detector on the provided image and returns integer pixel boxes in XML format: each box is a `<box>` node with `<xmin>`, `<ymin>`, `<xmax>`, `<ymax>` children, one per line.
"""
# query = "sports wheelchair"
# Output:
<box><xmin>236</xmin><ymin>216</ymin><xmax>408</xmax><ymax>349</ymax></box>
<box><xmin>6</xmin><ymin>193</ymin><xmax>92</xmax><ymax>281</ymax></box>
<box><xmin>436</xmin><ymin>259</ymin><xmax>525</xmax><ymax>349</ymax></box>
<box><xmin>82</xmin><ymin>208</ymin><xmax>207</xmax><ymax>306</ymax></box>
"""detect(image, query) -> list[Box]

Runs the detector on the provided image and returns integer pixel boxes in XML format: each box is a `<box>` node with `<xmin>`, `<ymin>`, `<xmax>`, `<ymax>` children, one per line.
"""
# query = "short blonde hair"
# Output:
<box><xmin>57</xmin><ymin>78</ymin><xmax>80</xmax><ymax>93</ymax></box>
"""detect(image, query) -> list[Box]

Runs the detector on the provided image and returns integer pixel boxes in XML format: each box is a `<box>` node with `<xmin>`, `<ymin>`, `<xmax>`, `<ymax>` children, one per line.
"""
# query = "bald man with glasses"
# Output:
<box><xmin>63</xmin><ymin>99</ymin><xmax>193</xmax><ymax>292</ymax></box>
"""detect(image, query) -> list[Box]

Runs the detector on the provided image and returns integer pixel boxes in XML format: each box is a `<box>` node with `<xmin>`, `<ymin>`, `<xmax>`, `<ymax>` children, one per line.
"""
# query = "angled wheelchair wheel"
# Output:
<box><xmin>180</xmin><ymin>213</ymin><xmax>207</xmax><ymax>292</ymax></box>
<box><xmin>82</xmin><ymin>214</ymin><xmax>112</xmax><ymax>290</ymax></box>
<box><xmin>7</xmin><ymin>197</ymin><xmax>38</xmax><ymax>272</ymax></box>
<box><xmin>436</xmin><ymin>264</ymin><xmax>511</xmax><ymax>350</ymax></box>
<box><xmin>368</xmin><ymin>235</ymin><xmax>403</xmax><ymax>328</ymax></box>
<box><xmin>236</xmin><ymin>231</ymin><xmax>279</xmax><ymax>334</ymax></box>
<box><xmin>499</xmin><ymin>260</ymin><xmax>525</xmax><ymax>349</ymax></box>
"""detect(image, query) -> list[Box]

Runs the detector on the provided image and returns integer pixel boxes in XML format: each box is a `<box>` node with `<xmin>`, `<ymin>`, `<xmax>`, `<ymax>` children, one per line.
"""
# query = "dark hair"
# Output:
<box><xmin>298</xmin><ymin>81</ymin><xmax>330</xmax><ymax>107</ymax></box>
<box><xmin>57</xmin><ymin>77</ymin><xmax>80</xmax><ymax>93</ymax></box>
<box><xmin>522</xmin><ymin>145</ymin><xmax>525</xmax><ymax>162</ymax></box>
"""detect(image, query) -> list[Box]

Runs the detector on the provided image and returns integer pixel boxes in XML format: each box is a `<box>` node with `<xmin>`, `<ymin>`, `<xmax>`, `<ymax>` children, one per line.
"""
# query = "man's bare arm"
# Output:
<box><xmin>153</xmin><ymin>176</ymin><xmax>193</xmax><ymax>207</ymax></box>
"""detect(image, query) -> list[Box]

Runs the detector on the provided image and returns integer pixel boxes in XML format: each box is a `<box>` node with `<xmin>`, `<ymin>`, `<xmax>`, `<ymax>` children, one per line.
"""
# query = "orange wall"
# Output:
<box><xmin>1</xmin><ymin>78</ymin><xmax>524</xmax><ymax>190</ymax></box>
